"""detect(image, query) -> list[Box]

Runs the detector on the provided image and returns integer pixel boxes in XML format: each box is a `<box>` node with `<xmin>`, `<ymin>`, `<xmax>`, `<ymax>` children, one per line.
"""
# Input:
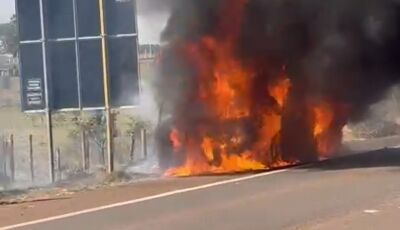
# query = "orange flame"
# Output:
<box><xmin>170</xmin><ymin>128</ymin><xmax>182</xmax><ymax>151</ymax></box>
<box><xmin>269</xmin><ymin>77</ymin><xmax>292</xmax><ymax>108</ymax></box>
<box><xmin>312</xmin><ymin>103</ymin><xmax>336</xmax><ymax>157</ymax></box>
<box><xmin>163</xmin><ymin>1</ymin><xmax>343</xmax><ymax>177</ymax></box>
<box><xmin>165</xmin><ymin>76</ymin><xmax>294</xmax><ymax>177</ymax></box>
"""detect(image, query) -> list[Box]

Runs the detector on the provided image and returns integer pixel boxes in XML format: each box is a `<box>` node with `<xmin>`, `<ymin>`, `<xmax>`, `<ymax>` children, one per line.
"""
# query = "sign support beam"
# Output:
<box><xmin>39</xmin><ymin>0</ymin><xmax>55</xmax><ymax>183</ymax></box>
<box><xmin>71</xmin><ymin>0</ymin><xmax>89</xmax><ymax>171</ymax></box>
<box><xmin>99</xmin><ymin>0</ymin><xmax>114</xmax><ymax>173</ymax></box>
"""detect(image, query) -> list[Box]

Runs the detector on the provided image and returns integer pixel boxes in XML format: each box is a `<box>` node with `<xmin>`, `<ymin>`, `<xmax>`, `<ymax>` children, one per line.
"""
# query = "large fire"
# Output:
<box><xmin>162</xmin><ymin>0</ymin><xmax>347</xmax><ymax>177</ymax></box>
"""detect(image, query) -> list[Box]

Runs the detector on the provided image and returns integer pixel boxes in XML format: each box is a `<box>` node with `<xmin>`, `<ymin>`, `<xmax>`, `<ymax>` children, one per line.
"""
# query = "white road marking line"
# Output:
<box><xmin>0</xmin><ymin>166</ymin><xmax>300</xmax><ymax>230</ymax></box>
<box><xmin>363</xmin><ymin>209</ymin><xmax>380</xmax><ymax>214</ymax></box>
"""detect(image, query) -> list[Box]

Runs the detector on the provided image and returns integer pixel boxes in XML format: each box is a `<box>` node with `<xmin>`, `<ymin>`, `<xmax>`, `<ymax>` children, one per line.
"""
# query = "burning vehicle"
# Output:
<box><xmin>154</xmin><ymin>0</ymin><xmax>400</xmax><ymax>176</ymax></box>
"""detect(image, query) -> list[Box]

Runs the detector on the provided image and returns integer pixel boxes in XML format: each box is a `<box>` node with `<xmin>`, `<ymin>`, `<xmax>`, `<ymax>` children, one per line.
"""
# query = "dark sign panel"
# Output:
<box><xmin>19</xmin><ymin>43</ymin><xmax>45</xmax><ymax>110</ymax></box>
<box><xmin>79</xmin><ymin>40</ymin><xmax>104</xmax><ymax>108</ymax></box>
<box><xmin>26</xmin><ymin>79</ymin><xmax>43</xmax><ymax>107</ymax></box>
<box><xmin>45</xmin><ymin>0</ymin><xmax>75</xmax><ymax>39</ymax></box>
<box><xmin>109</xmin><ymin>37</ymin><xmax>139</xmax><ymax>106</ymax></box>
<box><xmin>17</xmin><ymin>0</ymin><xmax>42</xmax><ymax>41</ymax></box>
<box><xmin>77</xmin><ymin>0</ymin><xmax>100</xmax><ymax>37</ymax></box>
<box><xmin>48</xmin><ymin>41</ymin><xmax>79</xmax><ymax>110</ymax></box>
<box><xmin>17</xmin><ymin>0</ymin><xmax>140</xmax><ymax>112</ymax></box>
<box><xmin>106</xmin><ymin>0</ymin><xmax>137</xmax><ymax>35</ymax></box>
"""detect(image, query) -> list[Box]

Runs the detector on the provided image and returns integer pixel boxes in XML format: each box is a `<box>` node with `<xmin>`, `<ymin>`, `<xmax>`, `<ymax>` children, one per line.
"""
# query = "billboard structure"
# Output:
<box><xmin>17</xmin><ymin>0</ymin><xmax>140</xmax><ymax>111</ymax></box>
<box><xmin>16</xmin><ymin>0</ymin><xmax>140</xmax><ymax>181</ymax></box>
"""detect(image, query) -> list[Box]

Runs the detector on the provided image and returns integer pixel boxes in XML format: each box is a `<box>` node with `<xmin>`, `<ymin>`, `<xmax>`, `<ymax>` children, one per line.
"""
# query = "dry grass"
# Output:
<box><xmin>0</xmin><ymin>63</ymin><xmax>157</xmax><ymax>182</ymax></box>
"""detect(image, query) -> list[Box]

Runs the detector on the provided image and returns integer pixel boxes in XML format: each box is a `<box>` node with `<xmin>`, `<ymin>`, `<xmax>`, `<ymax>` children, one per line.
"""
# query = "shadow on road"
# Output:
<box><xmin>304</xmin><ymin>148</ymin><xmax>400</xmax><ymax>171</ymax></box>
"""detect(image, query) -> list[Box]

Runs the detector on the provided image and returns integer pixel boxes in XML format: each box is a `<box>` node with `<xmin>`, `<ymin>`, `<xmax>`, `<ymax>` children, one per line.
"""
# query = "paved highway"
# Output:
<box><xmin>3</xmin><ymin>148</ymin><xmax>400</xmax><ymax>230</ymax></box>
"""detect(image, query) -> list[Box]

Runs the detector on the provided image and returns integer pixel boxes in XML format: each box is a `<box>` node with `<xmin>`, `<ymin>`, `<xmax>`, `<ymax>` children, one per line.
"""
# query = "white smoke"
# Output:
<box><xmin>136</xmin><ymin>0</ymin><xmax>171</xmax><ymax>44</ymax></box>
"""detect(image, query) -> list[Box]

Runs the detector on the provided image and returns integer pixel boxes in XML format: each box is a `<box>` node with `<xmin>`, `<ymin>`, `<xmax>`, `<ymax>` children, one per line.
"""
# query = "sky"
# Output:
<box><xmin>0</xmin><ymin>0</ymin><xmax>168</xmax><ymax>44</ymax></box>
<box><xmin>0</xmin><ymin>0</ymin><xmax>15</xmax><ymax>23</ymax></box>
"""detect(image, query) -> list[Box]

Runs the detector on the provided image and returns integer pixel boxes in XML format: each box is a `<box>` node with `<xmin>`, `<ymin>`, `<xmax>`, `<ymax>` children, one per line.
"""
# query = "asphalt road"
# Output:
<box><xmin>5</xmin><ymin>148</ymin><xmax>400</xmax><ymax>230</ymax></box>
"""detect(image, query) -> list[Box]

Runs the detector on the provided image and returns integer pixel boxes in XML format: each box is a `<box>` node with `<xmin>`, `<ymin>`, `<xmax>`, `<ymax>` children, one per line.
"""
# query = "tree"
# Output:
<box><xmin>0</xmin><ymin>15</ymin><xmax>18</xmax><ymax>57</ymax></box>
<box><xmin>71</xmin><ymin>112</ymin><xmax>107</xmax><ymax>166</ymax></box>
<box><xmin>70</xmin><ymin>111</ymin><xmax>121</xmax><ymax>168</ymax></box>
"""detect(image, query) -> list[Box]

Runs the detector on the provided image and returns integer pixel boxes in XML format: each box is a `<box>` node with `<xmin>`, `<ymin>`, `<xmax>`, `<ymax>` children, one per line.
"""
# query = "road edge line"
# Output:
<box><xmin>1</xmin><ymin>165</ymin><xmax>303</xmax><ymax>230</ymax></box>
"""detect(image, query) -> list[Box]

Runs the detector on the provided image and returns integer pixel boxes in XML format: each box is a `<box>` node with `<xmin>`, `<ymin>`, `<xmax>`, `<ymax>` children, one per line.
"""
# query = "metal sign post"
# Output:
<box><xmin>99</xmin><ymin>0</ymin><xmax>114</xmax><ymax>173</ymax></box>
<box><xmin>39</xmin><ymin>0</ymin><xmax>55</xmax><ymax>183</ymax></box>
<box><xmin>71</xmin><ymin>0</ymin><xmax>89</xmax><ymax>171</ymax></box>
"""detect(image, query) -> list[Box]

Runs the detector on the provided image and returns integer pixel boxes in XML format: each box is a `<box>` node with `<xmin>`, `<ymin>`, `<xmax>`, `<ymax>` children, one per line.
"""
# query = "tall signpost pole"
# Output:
<box><xmin>39</xmin><ymin>0</ymin><xmax>55</xmax><ymax>183</ymax></box>
<box><xmin>72</xmin><ymin>0</ymin><xmax>89</xmax><ymax>171</ymax></box>
<box><xmin>99</xmin><ymin>0</ymin><xmax>114</xmax><ymax>173</ymax></box>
